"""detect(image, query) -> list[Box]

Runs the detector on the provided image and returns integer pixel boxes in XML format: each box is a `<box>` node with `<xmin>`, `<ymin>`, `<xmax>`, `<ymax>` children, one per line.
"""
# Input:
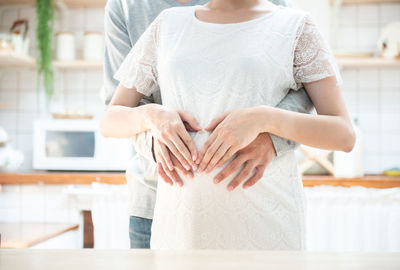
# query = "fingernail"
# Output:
<box><xmin>243</xmin><ymin>185</ymin><xmax>248</xmax><ymax>189</ymax></box>
<box><xmin>179</xmin><ymin>182</ymin><xmax>183</xmax><ymax>187</ymax></box>
<box><xmin>192</xmin><ymin>155</ymin><xmax>197</xmax><ymax>161</ymax></box>
<box><xmin>213</xmin><ymin>178</ymin><xmax>219</xmax><ymax>184</ymax></box>
<box><xmin>227</xmin><ymin>186</ymin><xmax>233</xmax><ymax>192</ymax></box>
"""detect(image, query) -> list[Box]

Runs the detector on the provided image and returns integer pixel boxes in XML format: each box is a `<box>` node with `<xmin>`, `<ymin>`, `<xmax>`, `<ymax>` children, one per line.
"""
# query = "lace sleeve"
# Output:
<box><xmin>293</xmin><ymin>14</ymin><xmax>342</xmax><ymax>89</ymax></box>
<box><xmin>113</xmin><ymin>14</ymin><xmax>162</xmax><ymax>96</ymax></box>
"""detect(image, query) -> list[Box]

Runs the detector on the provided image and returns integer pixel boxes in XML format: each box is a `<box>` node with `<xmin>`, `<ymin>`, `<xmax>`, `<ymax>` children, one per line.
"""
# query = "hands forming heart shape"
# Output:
<box><xmin>152</xmin><ymin>107</ymin><xmax>268</xmax><ymax>190</ymax></box>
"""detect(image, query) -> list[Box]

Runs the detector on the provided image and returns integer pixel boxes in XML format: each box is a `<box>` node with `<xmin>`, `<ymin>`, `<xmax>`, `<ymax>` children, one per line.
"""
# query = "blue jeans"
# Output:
<box><xmin>129</xmin><ymin>216</ymin><xmax>153</xmax><ymax>249</ymax></box>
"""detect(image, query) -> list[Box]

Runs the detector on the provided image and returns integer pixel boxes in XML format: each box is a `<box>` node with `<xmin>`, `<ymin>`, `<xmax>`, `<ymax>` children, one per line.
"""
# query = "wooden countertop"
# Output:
<box><xmin>0</xmin><ymin>172</ymin><xmax>399</xmax><ymax>188</ymax></box>
<box><xmin>1</xmin><ymin>250</ymin><xmax>399</xmax><ymax>270</ymax></box>
<box><xmin>0</xmin><ymin>223</ymin><xmax>79</xmax><ymax>248</ymax></box>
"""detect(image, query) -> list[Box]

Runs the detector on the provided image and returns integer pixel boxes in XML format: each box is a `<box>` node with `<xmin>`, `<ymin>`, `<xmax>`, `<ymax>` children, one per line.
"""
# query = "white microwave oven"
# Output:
<box><xmin>33</xmin><ymin>119</ymin><xmax>131</xmax><ymax>171</ymax></box>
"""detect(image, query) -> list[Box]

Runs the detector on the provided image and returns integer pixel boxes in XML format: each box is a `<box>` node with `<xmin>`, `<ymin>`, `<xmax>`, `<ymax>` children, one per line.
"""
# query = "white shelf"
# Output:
<box><xmin>0</xmin><ymin>0</ymin><xmax>106</xmax><ymax>7</ymax></box>
<box><xmin>2</xmin><ymin>52</ymin><xmax>399</xmax><ymax>71</ymax></box>
<box><xmin>0</xmin><ymin>51</ymin><xmax>35</xmax><ymax>69</ymax></box>
<box><xmin>53</xmin><ymin>60</ymin><xmax>103</xmax><ymax>69</ymax></box>
<box><xmin>0</xmin><ymin>52</ymin><xmax>102</xmax><ymax>70</ymax></box>
<box><xmin>330</xmin><ymin>0</ymin><xmax>400</xmax><ymax>5</ymax></box>
<box><xmin>336</xmin><ymin>57</ymin><xmax>400</xmax><ymax>69</ymax></box>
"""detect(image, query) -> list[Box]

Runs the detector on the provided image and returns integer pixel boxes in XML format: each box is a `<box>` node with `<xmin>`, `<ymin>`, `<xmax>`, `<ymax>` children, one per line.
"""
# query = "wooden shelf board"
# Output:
<box><xmin>0</xmin><ymin>52</ymin><xmax>102</xmax><ymax>70</ymax></box>
<box><xmin>330</xmin><ymin>0</ymin><xmax>400</xmax><ymax>5</ymax></box>
<box><xmin>302</xmin><ymin>175</ymin><xmax>400</xmax><ymax>188</ymax></box>
<box><xmin>0</xmin><ymin>222</ymin><xmax>79</xmax><ymax>248</ymax></box>
<box><xmin>336</xmin><ymin>57</ymin><xmax>400</xmax><ymax>69</ymax></box>
<box><xmin>0</xmin><ymin>172</ymin><xmax>399</xmax><ymax>188</ymax></box>
<box><xmin>0</xmin><ymin>172</ymin><xmax>126</xmax><ymax>185</ymax></box>
<box><xmin>2</xmin><ymin>54</ymin><xmax>397</xmax><ymax>71</ymax></box>
<box><xmin>0</xmin><ymin>51</ymin><xmax>35</xmax><ymax>69</ymax></box>
<box><xmin>0</xmin><ymin>0</ymin><xmax>107</xmax><ymax>7</ymax></box>
<box><xmin>53</xmin><ymin>60</ymin><xmax>103</xmax><ymax>69</ymax></box>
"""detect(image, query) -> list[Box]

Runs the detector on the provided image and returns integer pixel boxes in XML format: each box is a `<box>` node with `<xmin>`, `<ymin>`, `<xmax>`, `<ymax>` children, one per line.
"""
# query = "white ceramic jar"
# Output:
<box><xmin>83</xmin><ymin>32</ymin><xmax>103</xmax><ymax>61</ymax></box>
<box><xmin>56</xmin><ymin>32</ymin><xmax>75</xmax><ymax>61</ymax></box>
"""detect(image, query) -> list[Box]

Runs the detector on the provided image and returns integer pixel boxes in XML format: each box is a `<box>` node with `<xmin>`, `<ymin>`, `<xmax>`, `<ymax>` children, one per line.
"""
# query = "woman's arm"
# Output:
<box><xmin>100</xmin><ymin>83</ymin><xmax>153</xmax><ymax>138</ymax></box>
<box><xmin>100</xmin><ymin>83</ymin><xmax>200</xmax><ymax>170</ymax></box>
<box><xmin>197</xmin><ymin>76</ymin><xmax>355</xmax><ymax>174</ymax></box>
<box><xmin>256</xmin><ymin>76</ymin><xmax>355</xmax><ymax>152</ymax></box>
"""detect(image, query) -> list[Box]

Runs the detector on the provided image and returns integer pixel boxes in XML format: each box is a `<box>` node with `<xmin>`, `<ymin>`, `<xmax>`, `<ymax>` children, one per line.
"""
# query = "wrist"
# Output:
<box><xmin>142</xmin><ymin>103</ymin><xmax>162</xmax><ymax>130</ymax></box>
<box><xmin>248</xmin><ymin>106</ymin><xmax>277</xmax><ymax>135</ymax></box>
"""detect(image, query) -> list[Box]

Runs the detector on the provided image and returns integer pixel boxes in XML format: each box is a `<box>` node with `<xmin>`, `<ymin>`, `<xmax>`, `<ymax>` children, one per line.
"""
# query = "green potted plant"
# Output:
<box><xmin>36</xmin><ymin>0</ymin><xmax>54</xmax><ymax>108</ymax></box>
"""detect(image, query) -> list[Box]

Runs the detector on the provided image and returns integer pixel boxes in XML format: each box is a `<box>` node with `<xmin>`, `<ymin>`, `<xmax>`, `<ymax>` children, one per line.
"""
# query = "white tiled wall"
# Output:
<box><xmin>0</xmin><ymin>4</ymin><xmax>399</xmax><ymax>173</ymax></box>
<box><xmin>0</xmin><ymin>7</ymin><xmax>106</xmax><ymax>171</ymax></box>
<box><xmin>336</xmin><ymin>4</ymin><xmax>400</xmax><ymax>173</ymax></box>
<box><xmin>335</xmin><ymin>3</ymin><xmax>400</xmax><ymax>171</ymax></box>
<box><xmin>335</xmin><ymin>3</ymin><xmax>400</xmax><ymax>52</ymax></box>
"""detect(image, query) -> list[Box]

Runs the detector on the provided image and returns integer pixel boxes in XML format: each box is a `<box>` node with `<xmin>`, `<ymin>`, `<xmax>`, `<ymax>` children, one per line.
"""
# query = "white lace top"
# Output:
<box><xmin>115</xmin><ymin>5</ymin><xmax>341</xmax><ymax>250</ymax></box>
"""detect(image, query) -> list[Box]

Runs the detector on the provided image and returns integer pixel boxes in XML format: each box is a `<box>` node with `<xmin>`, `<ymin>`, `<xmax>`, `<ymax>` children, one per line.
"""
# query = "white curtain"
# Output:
<box><xmin>90</xmin><ymin>184</ymin><xmax>400</xmax><ymax>251</ymax></box>
<box><xmin>91</xmin><ymin>183</ymin><xmax>130</xmax><ymax>249</ymax></box>
<box><xmin>305</xmin><ymin>186</ymin><xmax>400</xmax><ymax>252</ymax></box>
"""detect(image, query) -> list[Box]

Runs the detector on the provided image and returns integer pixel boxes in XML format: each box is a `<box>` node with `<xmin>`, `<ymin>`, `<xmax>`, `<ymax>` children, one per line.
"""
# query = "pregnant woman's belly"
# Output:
<box><xmin>150</xmin><ymin>130</ymin><xmax>306</xmax><ymax>250</ymax></box>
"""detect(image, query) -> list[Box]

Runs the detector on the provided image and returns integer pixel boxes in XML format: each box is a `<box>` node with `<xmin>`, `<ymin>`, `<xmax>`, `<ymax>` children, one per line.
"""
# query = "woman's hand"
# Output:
<box><xmin>146</xmin><ymin>104</ymin><xmax>202</xmax><ymax>171</ymax></box>
<box><xmin>197</xmin><ymin>108</ymin><xmax>262</xmax><ymax>173</ymax></box>
<box><xmin>154</xmin><ymin>139</ymin><xmax>194</xmax><ymax>187</ymax></box>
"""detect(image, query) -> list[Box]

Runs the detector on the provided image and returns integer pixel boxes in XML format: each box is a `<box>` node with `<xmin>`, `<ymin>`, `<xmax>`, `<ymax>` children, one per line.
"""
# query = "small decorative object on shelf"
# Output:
<box><xmin>0</xmin><ymin>127</ymin><xmax>24</xmax><ymax>172</ymax></box>
<box><xmin>383</xmin><ymin>168</ymin><xmax>400</xmax><ymax>177</ymax></box>
<box><xmin>56</xmin><ymin>32</ymin><xmax>76</xmax><ymax>61</ymax></box>
<box><xmin>10</xmin><ymin>19</ymin><xmax>30</xmax><ymax>56</ymax></box>
<box><xmin>51</xmin><ymin>111</ymin><xmax>93</xmax><ymax>119</ymax></box>
<box><xmin>378</xmin><ymin>22</ymin><xmax>400</xmax><ymax>59</ymax></box>
<box><xmin>83</xmin><ymin>32</ymin><xmax>104</xmax><ymax>61</ymax></box>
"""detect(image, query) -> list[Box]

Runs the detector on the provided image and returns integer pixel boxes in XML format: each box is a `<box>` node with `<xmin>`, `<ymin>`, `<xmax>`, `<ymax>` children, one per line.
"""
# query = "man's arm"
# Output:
<box><xmin>103</xmin><ymin>0</ymin><xmax>155</xmax><ymax>162</ymax></box>
<box><xmin>270</xmin><ymin>87</ymin><xmax>314</xmax><ymax>156</ymax></box>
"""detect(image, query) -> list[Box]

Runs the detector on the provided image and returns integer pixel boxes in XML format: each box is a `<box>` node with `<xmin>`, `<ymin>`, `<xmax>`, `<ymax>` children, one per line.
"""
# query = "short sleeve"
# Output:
<box><xmin>113</xmin><ymin>14</ymin><xmax>162</xmax><ymax>96</ymax></box>
<box><xmin>293</xmin><ymin>14</ymin><xmax>342</xmax><ymax>89</ymax></box>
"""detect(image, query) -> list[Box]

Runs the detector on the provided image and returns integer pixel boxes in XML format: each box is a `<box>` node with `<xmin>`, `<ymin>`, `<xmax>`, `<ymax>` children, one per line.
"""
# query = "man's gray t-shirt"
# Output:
<box><xmin>104</xmin><ymin>0</ymin><xmax>209</xmax><ymax>219</ymax></box>
<box><xmin>103</xmin><ymin>0</ymin><xmax>311</xmax><ymax>219</ymax></box>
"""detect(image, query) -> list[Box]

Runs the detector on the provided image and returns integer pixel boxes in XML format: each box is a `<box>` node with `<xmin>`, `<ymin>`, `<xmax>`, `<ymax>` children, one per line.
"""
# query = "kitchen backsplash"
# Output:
<box><xmin>0</xmin><ymin>4</ymin><xmax>399</xmax><ymax>173</ymax></box>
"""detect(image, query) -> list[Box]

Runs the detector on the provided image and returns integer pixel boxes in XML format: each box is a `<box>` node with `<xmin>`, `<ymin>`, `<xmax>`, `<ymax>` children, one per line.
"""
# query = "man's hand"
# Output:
<box><xmin>197</xmin><ymin>109</ymin><xmax>262</xmax><ymax>173</ymax></box>
<box><xmin>213</xmin><ymin>133</ymin><xmax>276</xmax><ymax>191</ymax></box>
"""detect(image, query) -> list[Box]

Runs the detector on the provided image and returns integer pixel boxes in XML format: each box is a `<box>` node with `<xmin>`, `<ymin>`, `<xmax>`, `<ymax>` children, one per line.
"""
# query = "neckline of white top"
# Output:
<box><xmin>192</xmin><ymin>5</ymin><xmax>282</xmax><ymax>27</ymax></box>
